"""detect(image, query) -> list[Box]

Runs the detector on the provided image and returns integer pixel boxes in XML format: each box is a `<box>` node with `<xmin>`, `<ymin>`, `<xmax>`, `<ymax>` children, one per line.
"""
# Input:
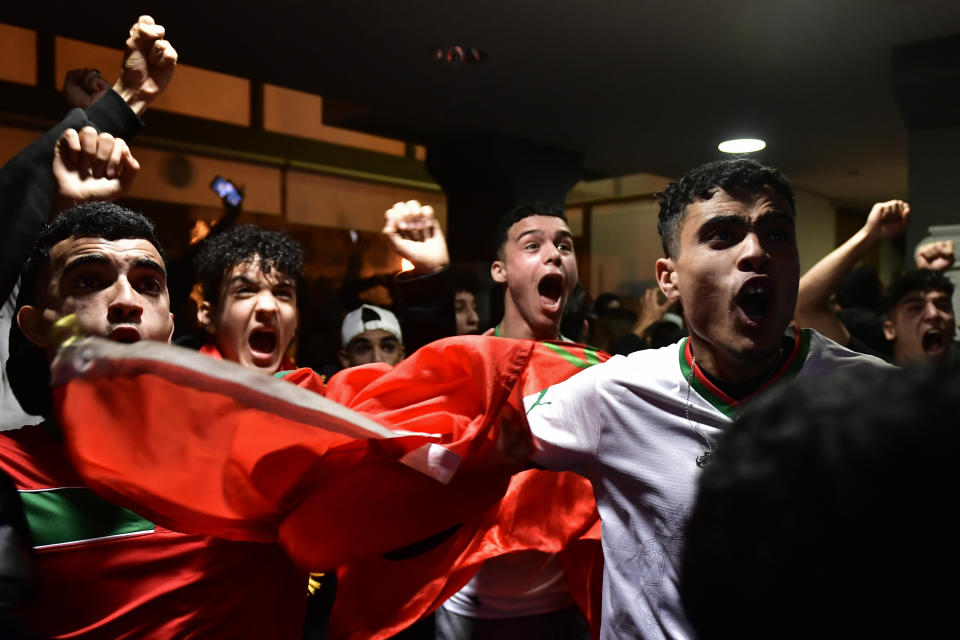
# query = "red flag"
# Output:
<box><xmin>53</xmin><ymin>336</ymin><xmax>532</xmax><ymax>568</ymax></box>
<box><xmin>326</xmin><ymin>340</ymin><xmax>608</xmax><ymax>639</ymax></box>
<box><xmin>53</xmin><ymin>336</ymin><xmax>607</xmax><ymax>634</ymax></box>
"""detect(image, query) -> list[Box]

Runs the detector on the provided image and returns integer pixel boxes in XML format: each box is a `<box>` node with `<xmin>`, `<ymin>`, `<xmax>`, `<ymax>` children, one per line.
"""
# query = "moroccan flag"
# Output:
<box><xmin>53</xmin><ymin>336</ymin><xmax>608</xmax><ymax>633</ymax></box>
<box><xmin>324</xmin><ymin>340</ymin><xmax>609</xmax><ymax>640</ymax></box>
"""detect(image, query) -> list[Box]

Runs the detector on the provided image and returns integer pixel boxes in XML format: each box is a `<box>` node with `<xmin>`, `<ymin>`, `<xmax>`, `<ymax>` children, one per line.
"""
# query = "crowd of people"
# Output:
<box><xmin>0</xmin><ymin>14</ymin><xmax>957</xmax><ymax>640</ymax></box>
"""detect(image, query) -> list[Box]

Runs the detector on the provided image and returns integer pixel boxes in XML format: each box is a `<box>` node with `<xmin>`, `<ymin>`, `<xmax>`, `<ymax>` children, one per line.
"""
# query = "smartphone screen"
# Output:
<box><xmin>210</xmin><ymin>176</ymin><xmax>243</xmax><ymax>207</ymax></box>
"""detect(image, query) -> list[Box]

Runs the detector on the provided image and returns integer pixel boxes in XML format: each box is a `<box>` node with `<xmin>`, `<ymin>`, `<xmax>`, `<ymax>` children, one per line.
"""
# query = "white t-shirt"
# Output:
<box><xmin>524</xmin><ymin>328</ymin><xmax>888</xmax><ymax>640</ymax></box>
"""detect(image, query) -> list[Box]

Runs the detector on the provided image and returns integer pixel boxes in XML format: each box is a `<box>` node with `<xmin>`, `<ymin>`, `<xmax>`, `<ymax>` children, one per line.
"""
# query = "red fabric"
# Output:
<box><xmin>0</xmin><ymin>425</ymin><xmax>305</xmax><ymax>640</ymax></box>
<box><xmin>56</xmin><ymin>336</ymin><xmax>534</xmax><ymax>570</ymax></box>
<box><xmin>326</xmin><ymin>340</ymin><xmax>608</xmax><ymax>640</ymax></box>
<box><xmin>54</xmin><ymin>336</ymin><xmax>607</xmax><ymax>636</ymax></box>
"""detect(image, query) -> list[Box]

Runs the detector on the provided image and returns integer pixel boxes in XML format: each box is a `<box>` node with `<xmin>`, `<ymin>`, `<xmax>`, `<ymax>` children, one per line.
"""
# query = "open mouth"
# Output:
<box><xmin>736</xmin><ymin>282</ymin><xmax>771</xmax><ymax>323</ymax></box>
<box><xmin>538</xmin><ymin>274</ymin><xmax>564</xmax><ymax>307</ymax></box>
<box><xmin>110</xmin><ymin>326</ymin><xmax>141</xmax><ymax>344</ymax></box>
<box><xmin>248</xmin><ymin>329</ymin><xmax>277</xmax><ymax>356</ymax></box>
<box><xmin>922</xmin><ymin>330</ymin><xmax>946</xmax><ymax>355</ymax></box>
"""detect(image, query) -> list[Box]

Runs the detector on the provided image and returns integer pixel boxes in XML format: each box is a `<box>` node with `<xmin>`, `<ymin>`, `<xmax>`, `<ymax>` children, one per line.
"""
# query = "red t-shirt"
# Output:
<box><xmin>0</xmin><ymin>424</ymin><xmax>306</xmax><ymax>639</ymax></box>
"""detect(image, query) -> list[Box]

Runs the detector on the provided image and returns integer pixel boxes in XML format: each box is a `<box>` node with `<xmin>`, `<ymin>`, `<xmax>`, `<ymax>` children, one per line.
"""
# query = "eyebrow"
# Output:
<box><xmin>515</xmin><ymin>228</ymin><xmax>574</xmax><ymax>242</ymax></box>
<box><xmin>702</xmin><ymin>210</ymin><xmax>795</xmax><ymax>227</ymax></box>
<box><xmin>134</xmin><ymin>258</ymin><xmax>166</xmax><ymax>276</ymax></box>
<box><xmin>62</xmin><ymin>254</ymin><xmax>111</xmax><ymax>277</ymax></box>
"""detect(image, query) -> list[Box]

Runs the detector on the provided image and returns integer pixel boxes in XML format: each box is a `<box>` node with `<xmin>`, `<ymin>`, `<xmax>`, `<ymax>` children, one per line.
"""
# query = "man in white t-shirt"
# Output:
<box><xmin>522</xmin><ymin>158</ymin><xmax>888</xmax><ymax>639</ymax></box>
<box><xmin>437</xmin><ymin>202</ymin><xmax>590</xmax><ymax>639</ymax></box>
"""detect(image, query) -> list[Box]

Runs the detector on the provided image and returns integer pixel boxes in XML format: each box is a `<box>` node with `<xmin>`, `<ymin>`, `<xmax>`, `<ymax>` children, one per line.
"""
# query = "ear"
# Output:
<box><xmin>196</xmin><ymin>301</ymin><xmax>216</xmax><ymax>334</ymax></box>
<box><xmin>16</xmin><ymin>305</ymin><xmax>50</xmax><ymax>349</ymax></box>
<box><xmin>491</xmin><ymin>259</ymin><xmax>507</xmax><ymax>284</ymax></box>
<box><xmin>338</xmin><ymin>348</ymin><xmax>350</xmax><ymax>369</ymax></box>
<box><xmin>165</xmin><ymin>312</ymin><xmax>175</xmax><ymax>344</ymax></box>
<box><xmin>883</xmin><ymin>319</ymin><xmax>896</xmax><ymax>342</ymax></box>
<box><xmin>398</xmin><ymin>344</ymin><xmax>406</xmax><ymax>361</ymax></box>
<box><xmin>655</xmin><ymin>257</ymin><xmax>681</xmax><ymax>303</ymax></box>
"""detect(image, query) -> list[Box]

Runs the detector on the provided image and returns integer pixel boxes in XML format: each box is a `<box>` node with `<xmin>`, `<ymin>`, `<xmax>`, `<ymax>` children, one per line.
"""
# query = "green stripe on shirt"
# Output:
<box><xmin>19</xmin><ymin>487</ymin><xmax>155</xmax><ymax>548</ymax></box>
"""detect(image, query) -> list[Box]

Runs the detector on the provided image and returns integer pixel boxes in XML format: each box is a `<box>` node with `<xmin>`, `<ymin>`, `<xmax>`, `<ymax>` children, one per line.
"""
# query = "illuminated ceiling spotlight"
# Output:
<box><xmin>718</xmin><ymin>138</ymin><xmax>766</xmax><ymax>153</ymax></box>
<box><xmin>434</xmin><ymin>45</ymin><xmax>487</xmax><ymax>65</ymax></box>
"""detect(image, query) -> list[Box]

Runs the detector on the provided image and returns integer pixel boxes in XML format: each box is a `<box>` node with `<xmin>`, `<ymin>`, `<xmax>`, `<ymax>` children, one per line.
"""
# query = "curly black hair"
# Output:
<box><xmin>880</xmin><ymin>268</ymin><xmax>954</xmax><ymax>315</ymax></box>
<box><xmin>194</xmin><ymin>224</ymin><xmax>304</xmax><ymax>307</ymax></box>
<box><xmin>682</xmin><ymin>363</ymin><xmax>960</xmax><ymax>639</ymax></box>
<box><xmin>655</xmin><ymin>158</ymin><xmax>796</xmax><ymax>258</ymax></box>
<box><xmin>491</xmin><ymin>201</ymin><xmax>567</xmax><ymax>260</ymax></box>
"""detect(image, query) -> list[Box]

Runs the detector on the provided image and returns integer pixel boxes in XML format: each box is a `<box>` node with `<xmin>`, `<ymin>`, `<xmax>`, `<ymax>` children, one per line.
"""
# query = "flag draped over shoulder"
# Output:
<box><xmin>325</xmin><ymin>341</ymin><xmax>608</xmax><ymax>640</ymax></box>
<box><xmin>52</xmin><ymin>336</ymin><xmax>532</xmax><ymax>569</ymax></box>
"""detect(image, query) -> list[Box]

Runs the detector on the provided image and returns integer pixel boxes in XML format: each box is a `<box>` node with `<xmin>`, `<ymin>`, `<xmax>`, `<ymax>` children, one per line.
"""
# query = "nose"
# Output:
<box><xmin>467</xmin><ymin>307</ymin><xmax>479</xmax><ymax>327</ymax></box>
<box><xmin>254</xmin><ymin>291</ymin><xmax>279</xmax><ymax>319</ymax></box>
<box><xmin>106</xmin><ymin>277</ymin><xmax>143</xmax><ymax>324</ymax></box>
<box><xmin>544</xmin><ymin>242</ymin><xmax>562</xmax><ymax>265</ymax></box>
<box><xmin>371</xmin><ymin>345</ymin><xmax>388</xmax><ymax>364</ymax></box>
<box><xmin>736</xmin><ymin>232</ymin><xmax>770</xmax><ymax>273</ymax></box>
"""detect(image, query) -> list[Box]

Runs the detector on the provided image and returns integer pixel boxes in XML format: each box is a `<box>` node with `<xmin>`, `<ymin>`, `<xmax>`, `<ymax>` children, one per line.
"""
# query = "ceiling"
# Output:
<box><xmin>5</xmin><ymin>1</ymin><xmax>960</xmax><ymax>211</ymax></box>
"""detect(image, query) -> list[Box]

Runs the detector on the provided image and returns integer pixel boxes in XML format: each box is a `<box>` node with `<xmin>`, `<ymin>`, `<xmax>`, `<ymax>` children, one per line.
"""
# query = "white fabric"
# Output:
<box><xmin>442</xmin><ymin>551</ymin><xmax>573</xmax><ymax>619</ymax></box>
<box><xmin>524</xmin><ymin>329</ymin><xmax>888</xmax><ymax>640</ymax></box>
<box><xmin>0</xmin><ymin>282</ymin><xmax>41</xmax><ymax>430</ymax></box>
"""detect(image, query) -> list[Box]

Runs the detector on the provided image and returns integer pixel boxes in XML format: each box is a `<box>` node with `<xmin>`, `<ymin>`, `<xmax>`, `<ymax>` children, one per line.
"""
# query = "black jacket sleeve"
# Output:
<box><xmin>0</xmin><ymin>90</ymin><xmax>143</xmax><ymax>302</ymax></box>
<box><xmin>392</xmin><ymin>268</ymin><xmax>456</xmax><ymax>354</ymax></box>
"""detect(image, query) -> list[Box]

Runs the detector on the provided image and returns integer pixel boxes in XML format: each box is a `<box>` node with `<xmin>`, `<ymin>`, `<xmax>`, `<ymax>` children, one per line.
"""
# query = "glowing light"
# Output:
<box><xmin>718</xmin><ymin>138</ymin><xmax>766</xmax><ymax>153</ymax></box>
<box><xmin>400</xmin><ymin>258</ymin><xmax>415</xmax><ymax>272</ymax></box>
<box><xmin>189</xmin><ymin>219</ymin><xmax>211</xmax><ymax>245</ymax></box>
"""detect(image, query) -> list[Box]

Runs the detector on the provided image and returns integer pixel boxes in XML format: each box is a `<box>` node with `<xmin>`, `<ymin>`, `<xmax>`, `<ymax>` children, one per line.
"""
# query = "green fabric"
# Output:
<box><xmin>678</xmin><ymin>328</ymin><xmax>812</xmax><ymax>419</ymax></box>
<box><xmin>20</xmin><ymin>487</ymin><xmax>154</xmax><ymax>547</ymax></box>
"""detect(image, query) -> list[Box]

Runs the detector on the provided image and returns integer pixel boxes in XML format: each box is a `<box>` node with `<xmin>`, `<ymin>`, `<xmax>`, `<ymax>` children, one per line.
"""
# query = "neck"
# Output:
<box><xmin>687</xmin><ymin>334</ymin><xmax>783</xmax><ymax>387</ymax></box>
<box><xmin>498</xmin><ymin>303</ymin><xmax>558</xmax><ymax>341</ymax></box>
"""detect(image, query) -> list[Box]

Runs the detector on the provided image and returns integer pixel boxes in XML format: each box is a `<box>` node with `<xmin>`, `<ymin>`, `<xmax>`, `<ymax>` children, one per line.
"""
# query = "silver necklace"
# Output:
<box><xmin>685</xmin><ymin>354</ymin><xmax>716</xmax><ymax>468</ymax></box>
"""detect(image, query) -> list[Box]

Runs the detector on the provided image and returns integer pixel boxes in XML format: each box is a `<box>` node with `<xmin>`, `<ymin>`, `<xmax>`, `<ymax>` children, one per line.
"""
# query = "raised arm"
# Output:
<box><xmin>51</xmin><ymin>128</ymin><xmax>140</xmax><ymax>210</ymax></box>
<box><xmin>382</xmin><ymin>199</ymin><xmax>450</xmax><ymax>275</ymax></box>
<box><xmin>795</xmin><ymin>199</ymin><xmax>910</xmax><ymax>344</ymax></box>
<box><xmin>112</xmin><ymin>15</ymin><xmax>178</xmax><ymax>117</ymax></box>
<box><xmin>915</xmin><ymin>240</ymin><xmax>955</xmax><ymax>272</ymax></box>
<box><xmin>0</xmin><ymin>15</ymin><xmax>175</xmax><ymax>302</ymax></box>
<box><xmin>383</xmin><ymin>200</ymin><xmax>456</xmax><ymax>352</ymax></box>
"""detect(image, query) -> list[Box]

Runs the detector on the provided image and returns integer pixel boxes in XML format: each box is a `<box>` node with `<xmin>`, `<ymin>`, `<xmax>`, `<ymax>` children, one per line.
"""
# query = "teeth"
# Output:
<box><xmin>742</xmin><ymin>283</ymin><xmax>767</xmax><ymax>295</ymax></box>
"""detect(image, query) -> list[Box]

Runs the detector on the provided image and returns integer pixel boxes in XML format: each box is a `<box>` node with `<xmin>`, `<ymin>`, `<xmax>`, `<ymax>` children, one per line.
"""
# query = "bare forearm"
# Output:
<box><xmin>797</xmin><ymin>227</ymin><xmax>875</xmax><ymax>314</ymax></box>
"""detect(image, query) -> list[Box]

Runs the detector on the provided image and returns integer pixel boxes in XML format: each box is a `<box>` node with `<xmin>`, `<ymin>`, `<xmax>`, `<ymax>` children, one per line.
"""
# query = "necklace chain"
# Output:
<box><xmin>685</xmin><ymin>354</ymin><xmax>715</xmax><ymax>468</ymax></box>
<box><xmin>685</xmin><ymin>344</ymin><xmax>788</xmax><ymax>468</ymax></box>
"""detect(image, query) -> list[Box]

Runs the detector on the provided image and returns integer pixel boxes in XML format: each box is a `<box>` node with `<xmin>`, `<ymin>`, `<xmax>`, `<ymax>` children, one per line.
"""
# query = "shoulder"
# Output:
<box><xmin>551</xmin><ymin>339</ymin><xmax>683</xmax><ymax>395</ymax></box>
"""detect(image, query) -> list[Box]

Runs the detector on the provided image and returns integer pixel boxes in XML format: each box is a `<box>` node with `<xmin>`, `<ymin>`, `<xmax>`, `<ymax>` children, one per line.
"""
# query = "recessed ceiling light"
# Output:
<box><xmin>718</xmin><ymin>138</ymin><xmax>766</xmax><ymax>153</ymax></box>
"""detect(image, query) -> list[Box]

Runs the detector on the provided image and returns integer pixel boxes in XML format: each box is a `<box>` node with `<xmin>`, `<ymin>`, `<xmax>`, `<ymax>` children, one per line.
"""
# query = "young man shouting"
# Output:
<box><xmin>1</xmin><ymin>203</ymin><xmax>305</xmax><ymax>638</ymax></box>
<box><xmin>521</xmin><ymin>159</ymin><xmax>886</xmax><ymax>639</ymax></box>
<box><xmin>194</xmin><ymin>224</ymin><xmax>304</xmax><ymax>374</ymax></box>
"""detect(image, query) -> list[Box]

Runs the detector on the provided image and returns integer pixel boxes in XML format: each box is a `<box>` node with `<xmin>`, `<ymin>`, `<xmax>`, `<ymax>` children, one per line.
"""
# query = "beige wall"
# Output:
<box><xmin>793</xmin><ymin>187</ymin><xmax>838</xmax><ymax>276</ymax></box>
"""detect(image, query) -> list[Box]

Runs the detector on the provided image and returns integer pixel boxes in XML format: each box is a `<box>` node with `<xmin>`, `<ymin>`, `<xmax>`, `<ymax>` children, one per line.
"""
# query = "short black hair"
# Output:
<box><xmin>451</xmin><ymin>267</ymin><xmax>479</xmax><ymax>296</ymax></box>
<box><xmin>492</xmin><ymin>201</ymin><xmax>567</xmax><ymax>260</ymax></box>
<box><xmin>10</xmin><ymin>201</ymin><xmax>164</xmax><ymax>417</ymax></box>
<box><xmin>655</xmin><ymin>158</ymin><xmax>796</xmax><ymax>258</ymax></box>
<box><xmin>880</xmin><ymin>268</ymin><xmax>954</xmax><ymax>316</ymax></box>
<box><xmin>194</xmin><ymin>224</ymin><xmax>304</xmax><ymax>307</ymax></box>
<box><xmin>18</xmin><ymin>201</ymin><xmax>164</xmax><ymax>309</ymax></box>
<box><xmin>682</xmin><ymin>363</ymin><xmax>960</xmax><ymax>640</ymax></box>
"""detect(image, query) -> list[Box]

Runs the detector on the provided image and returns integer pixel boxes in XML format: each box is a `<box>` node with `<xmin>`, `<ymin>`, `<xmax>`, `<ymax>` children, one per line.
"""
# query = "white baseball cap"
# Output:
<box><xmin>341</xmin><ymin>304</ymin><xmax>403</xmax><ymax>347</ymax></box>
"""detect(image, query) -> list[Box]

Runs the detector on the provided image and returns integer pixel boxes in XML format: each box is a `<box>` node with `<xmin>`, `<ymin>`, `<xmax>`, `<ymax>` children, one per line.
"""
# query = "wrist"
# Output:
<box><xmin>112</xmin><ymin>81</ymin><xmax>150</xmax><ymax>116</ymax></box>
